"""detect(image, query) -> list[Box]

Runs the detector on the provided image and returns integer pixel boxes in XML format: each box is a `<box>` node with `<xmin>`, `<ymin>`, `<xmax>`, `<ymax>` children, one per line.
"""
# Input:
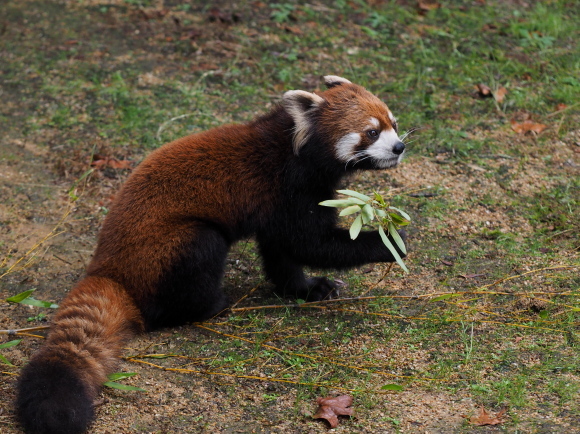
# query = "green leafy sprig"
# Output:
<box><xmin>319</xmin><ymin>189</ymin><xmax>411</xmax><ymax>273</ymax></box>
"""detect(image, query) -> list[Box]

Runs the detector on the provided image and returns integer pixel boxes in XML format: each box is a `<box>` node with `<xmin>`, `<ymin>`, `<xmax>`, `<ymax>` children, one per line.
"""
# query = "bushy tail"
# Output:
<box><xmin>16</xmin><ymin>276</ymin><xmax>143</xmax><ymax>434</ymax></box>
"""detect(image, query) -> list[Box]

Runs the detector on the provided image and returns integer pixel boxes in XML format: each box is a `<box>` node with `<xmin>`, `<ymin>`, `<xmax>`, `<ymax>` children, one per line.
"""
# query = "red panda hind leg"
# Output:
<box><xmin>131</xmin><ymin>223</ymin><xmax>231</xmax><ymax>330</ymax></box>
<box><xmin>16</xmin><ymin>276</ymin><xmax>143</xmax><ymax>434</ymax></box>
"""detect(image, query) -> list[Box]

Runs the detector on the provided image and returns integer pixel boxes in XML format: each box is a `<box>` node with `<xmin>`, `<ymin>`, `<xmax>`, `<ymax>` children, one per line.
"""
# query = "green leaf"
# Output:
<box><xmin>103</xmin><ymin>381</ymin><xmax>145</xmax><ymax>392</ymax></box>
<box><xmin>389</xmin><ymin>206</ymin><xmax>411</xmax><ymax>221</ymax></box>
<box><xmin>389</xmin><ymin>212</ymin><xmax>409</xmax><ymax>226</ymax></box>
<box><xmin>337</xmin><ymin>189</ymin><xmax>371</xmax><ymax>202</ymax></box>
<box><xmin>388</xmin><ymin>222</ymin><xmax>407</xmax><ymax>255</ymax></box>
<box><xmin>375</xmin><ymin>209</ymin><xmax>387</xmax><ymax>217</ymax></box>
<box><xmin>378</xmin><ymin>226</ymin><xmax>408</xmax><ymax>273</ymax></box>
<box><xmin>0</xmin><ymin>339</ymin><xmax>22</xmax><ymax>349</ymax></box>
<box><xmin>6</xmin><ymin>290</ymin><xmax>35</xmax><ymax>303</ymax></box>
<box><xmin>430</xmin><ymin>293</ymin><xmax>462</xmax><ymax>302</ymax></box>
<box><xmin>18</xmin><ymin>297</ymin><xmax>59</xmax><ymax>309</ymax></box>
<box><xmin>361</xmin><ymin>204</ymin><xmax>374</xmax><ymax>224</ymax></box>
<box><xmin>108</xmin><ymin>372</ymin><xmax>138</xmax><ymax>381</ymax></box>
<box><xmin>6</xmin><ymin>290</ymin><xmax>58</xmax><ymax>308</ymax></box>
<box><xmin>319</xmin><ymin>198</ymin><xmax>365</xmax><ymax>207</ymax></box>
<box><xmin>0</xmin><ymin>354</ymin><xmax>14</xmax><ymax>366</ymax></box>
<box><xmin>339</xmin><ymin>205</ymin><xmax>362</xmax><ymax>216</ymax></box>
<box><xmin>349</xmin><ymin>215</ymin><xmax>363</xmax><ymax>240</ymax></box>
<box><xmin>373</xmin><ymin>192</ymin><xmax>386</xmax><ymax>206</ymax></box>
<box><xmin>381</xmin><ymin>384</ymin><xmax>404</xmax><ymax>391</ymax></box>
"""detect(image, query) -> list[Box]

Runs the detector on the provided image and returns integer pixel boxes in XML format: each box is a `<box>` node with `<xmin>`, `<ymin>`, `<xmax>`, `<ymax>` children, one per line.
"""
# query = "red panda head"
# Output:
<box><xmin>282</xmin><ymin>75</ymin><xmax>404</xmax><ymax>170</ymax></box>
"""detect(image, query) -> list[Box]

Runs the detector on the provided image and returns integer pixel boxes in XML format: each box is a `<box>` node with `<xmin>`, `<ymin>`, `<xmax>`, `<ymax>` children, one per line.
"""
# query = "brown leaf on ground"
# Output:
<box><xmin>417</xmin><ymin>0</ymin><xmax>441</xmax><ymax>13</ymax></box>
<box><xmin>510</xmin><ymin>119</ymin><xmax>548</xmax><ymax>134</ymax></box>
<box><xmin>468</xmin><ymin>406</ymin><xmax>507</xmax><ymax>426</ymax></box>
<box><xmin>91</xmin><ymin>155</ymin><xmax>133</xmax><ymax>170</ymax></box>
<box><xmin>476</xmin><ymin>83</ymin><xmax>492</xmax><ymax>96</ymax></box>
<box><xmin>313</xmin><ymin>395</ymin><xmax>353</xmax><ymax>428</ymax></box>
<box><xmin>493</xmin><ymin>86</ymin><xmax>508</xmax><ymax>103</ymax></box>
<box><xmin>283</xmin><ymin>25</ymin><xmax>302</xmax><ymax>35</ymax></box>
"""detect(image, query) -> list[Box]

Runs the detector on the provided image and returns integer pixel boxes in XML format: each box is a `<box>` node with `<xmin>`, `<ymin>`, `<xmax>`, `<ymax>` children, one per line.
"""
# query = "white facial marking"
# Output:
<box><xmin>369</xmin><ymin>117</ymin><xmax>380</xmax><ymax>129</ymax></box>
<box><xmin>335</xmin><ymin>132</ymin><xmax>361</xmax><ymax>162</ymax></box>
<box><xmin>365</xmin><ymin>128</ymin><xmax>404</xmax><ymax>168</ymax></box>
<box><xmin>387</xmin><ymin>110</ymin><xmax>395</xmax><ymax>123</ymax></box>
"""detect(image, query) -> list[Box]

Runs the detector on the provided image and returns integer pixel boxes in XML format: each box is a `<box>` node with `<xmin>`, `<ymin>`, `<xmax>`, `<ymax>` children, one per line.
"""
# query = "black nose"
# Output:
<box><xmin>392</xmin><ymin>141</ymin><xmax>405</xmax><ymax>155</ymax></box>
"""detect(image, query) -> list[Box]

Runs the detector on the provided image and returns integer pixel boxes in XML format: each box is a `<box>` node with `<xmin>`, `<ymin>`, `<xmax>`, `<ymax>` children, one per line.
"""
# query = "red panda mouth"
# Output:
<box><xmin>335</xmin><ymin>130</ymin><xmax>405</xmax><ymax>169</ymax></box>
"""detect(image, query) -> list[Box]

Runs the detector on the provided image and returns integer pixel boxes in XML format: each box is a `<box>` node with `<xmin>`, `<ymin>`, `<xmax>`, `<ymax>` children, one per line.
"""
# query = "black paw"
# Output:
<box><xmin>302</xmin><ymin>277</ymin><xmax>342</xmax><ymax>302</ymax></box>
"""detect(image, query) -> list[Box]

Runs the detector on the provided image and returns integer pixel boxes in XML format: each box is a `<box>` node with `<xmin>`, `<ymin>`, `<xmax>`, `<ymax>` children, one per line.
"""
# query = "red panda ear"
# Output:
<box><xmin>282</xmin><ymin>90</ymin><xmax>324</xmax><ymax>155</ymax></box>
<box><xmin>323</xmin><ymin>75</ymin><xmax>352</xmax><ymax>89</ymax></box>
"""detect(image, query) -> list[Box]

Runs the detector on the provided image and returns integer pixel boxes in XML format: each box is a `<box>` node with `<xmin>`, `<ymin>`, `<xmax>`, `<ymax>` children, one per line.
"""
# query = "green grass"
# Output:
<box><xmin>1</xmin><ymin>0</ymin><xmax>578</xmax><ymax>432</ymax></box>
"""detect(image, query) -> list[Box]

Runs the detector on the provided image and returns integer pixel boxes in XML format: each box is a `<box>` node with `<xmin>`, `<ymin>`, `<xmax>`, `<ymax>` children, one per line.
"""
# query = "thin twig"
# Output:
<box><xmin>0</xmin><ymin>325</ymin><xmax>50</xmax><ymax>336</ymax></box>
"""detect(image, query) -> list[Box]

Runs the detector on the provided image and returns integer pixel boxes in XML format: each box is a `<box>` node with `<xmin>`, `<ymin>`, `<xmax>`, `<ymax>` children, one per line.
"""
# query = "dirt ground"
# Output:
<box><xmin>1</xmin><ymin>1</ymin><xmax>579</xmax><ymax>433</ymax></box>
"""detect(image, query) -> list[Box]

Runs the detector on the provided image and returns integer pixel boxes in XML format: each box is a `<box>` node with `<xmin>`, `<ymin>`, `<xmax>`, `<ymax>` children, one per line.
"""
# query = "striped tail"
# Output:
<box><xmin>16</xmin><ymin>276</ymin><xmax>144</xmax><ymax>434</ymax></box>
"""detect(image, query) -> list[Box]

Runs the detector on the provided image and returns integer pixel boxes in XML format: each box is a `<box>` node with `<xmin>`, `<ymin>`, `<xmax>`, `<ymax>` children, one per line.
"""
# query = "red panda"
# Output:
<box><xmin>16</xmin><ymin>75</ymin><xmax>407</xmax><ymax>433</ymax></box>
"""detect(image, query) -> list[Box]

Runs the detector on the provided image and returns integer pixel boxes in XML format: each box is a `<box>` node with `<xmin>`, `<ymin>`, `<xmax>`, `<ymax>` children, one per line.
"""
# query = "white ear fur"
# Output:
<box><xmin>282</xmin><ymin>90</ymin><xmax>324</xmax><ymax>154</ymax></box>
<box><xmin>323</xmin><ymin>75</ymin><xmax>352</xmax><ymax>88</ymax></box>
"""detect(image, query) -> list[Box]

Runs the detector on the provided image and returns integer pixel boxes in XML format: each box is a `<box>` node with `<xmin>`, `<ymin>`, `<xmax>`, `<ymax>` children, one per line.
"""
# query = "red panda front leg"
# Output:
<box><xmin>257</xmin><ymin>239</ymin><xmax>339</xmax><ymax>301</ymax></box>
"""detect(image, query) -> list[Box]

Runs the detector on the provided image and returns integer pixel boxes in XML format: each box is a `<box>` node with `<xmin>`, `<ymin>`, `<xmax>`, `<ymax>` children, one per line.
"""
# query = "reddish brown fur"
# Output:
<box><xmin>315</xmin><ymin>85</ymin><xmax>396</xmax><ymax>139</ymax></box>
<box><xmin>33</xmin><ymin>277</ymin><xmax>143</xmax><ymax>398</ymax></box>
<box><xmin>86</xmin><ymin>124</ymin><xmax>280</xmax><ymax>312</ymax></box>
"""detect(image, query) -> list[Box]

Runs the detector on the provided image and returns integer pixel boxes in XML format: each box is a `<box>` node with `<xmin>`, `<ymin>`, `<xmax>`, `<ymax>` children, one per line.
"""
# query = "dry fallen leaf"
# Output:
<box><xmin>476</xmin><ymin>83</ymin><xmax>492</xmax><ymax>96</ymax></box>
<box><xmin>510</xmin><ymin>119</ymin><xmax>548</xmax><ymax>134</ymax></box>
<box><xmin>417</xmin><ymin>0</ymin><xmax>441</xmax><ymax>13</ymax></box>
<box><xmin>469</xmin><ymin>406</ymin><xmax>507</xmax><ymax>426</ymax></box>
<box><xmin>493</xmin><ymin>86</ymin><xmax>508</xmax><ymax>103</ymax></box>
<box><xmin>313</xmin><ymin>395</ymin><xmax>353</xmax><ymax>428</ymax></box>
<box><xmin>91</xmin><ymin>155</ymin><xmax>133</xmax><ymax>170</ymax></box>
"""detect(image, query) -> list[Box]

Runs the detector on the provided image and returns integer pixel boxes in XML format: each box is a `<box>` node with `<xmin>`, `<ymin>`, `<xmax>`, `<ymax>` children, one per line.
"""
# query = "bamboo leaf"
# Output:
<box><xmin>349</xmin><ymin>215</ymin><xmax>363</xmax><ymax>240</ymax></box>
<box><xmin>389</xmin><ymin>212</ymin><xmax>409</xmax><ymax>226</ymax></box>
<box><xmin>337</xmin><ymin>189</ymin><xmax>371</xmax><ymax>202</ymax></box>
<box><xmin>389</xmin><ymin>206</ymin><xmax>411</xmax><ymax>221</ymax></box>
<box><xmin>361</xmin><ymin>204</ymin><xmax>374</xmax><ymax>224</ymax></box>
<box><xmin>388</xmin><ymin>222</ymin><xmax>407</xmax><ymax>254</ymax></box>
<box><xmin>378</xmin><ymin>226</ymin><xmax>409</xmax><ymax>273</ymax></box>
<box><xmin>0</xmin><ymin>354</ymin><xmax>13</xmax><ymax>366</ymax></box>
<box><xmin>108</xmin><ymin>372</ymin><xmax>138</xmax><ymax>381</ymax></box>
<box><xmin>0</xmin><ymin>339</ymin><xmax>22</xmax><ymax>349</ymax></box>
<box><xmin>6</xmin><ymin>290</ymin><xmax>35</xmax><ymax>303</ymax></box>
<box><xmin>103</xmin><ymin>381</ymin><xmax>146</xmax><ymax>392</ymax></box>
<box><xmin>18</xmin><ymin>298</ymin><xmax>59</xmax><ymax>309</ymax></box>
<box><xmin>431</xmin><ymin>293</ymin><xmax>462</xmax><ymax>302</ymax></box>
<box><xmin>375</xmin><ymin>209</ymin><xmax>387</xmax><ymax>217</ymax></box>
<box><xmin>339</xmin><ymin>205</ymin><xmax>362</xmax><ymax>216</ymax></box>
<box><xmin>373</xmin><ymin>192</ymin><xmax>386</xmax><ymax>206</ymax></box>
<box><xmin>381</xmin><ymin>384</ymin><xmax>404</xmax><ymax>391</ymax></box>
<box><xmin>319</xmin><ymin>198</ymin><xmax>364</xmax><ymax>207</ymax></box>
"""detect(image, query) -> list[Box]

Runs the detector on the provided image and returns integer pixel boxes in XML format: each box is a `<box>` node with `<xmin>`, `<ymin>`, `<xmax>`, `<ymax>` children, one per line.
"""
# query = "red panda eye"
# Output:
<box><xmin>367</xmin><ymin>129</ymin><xmax>379</xmax><ymax>139</ymax></box>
